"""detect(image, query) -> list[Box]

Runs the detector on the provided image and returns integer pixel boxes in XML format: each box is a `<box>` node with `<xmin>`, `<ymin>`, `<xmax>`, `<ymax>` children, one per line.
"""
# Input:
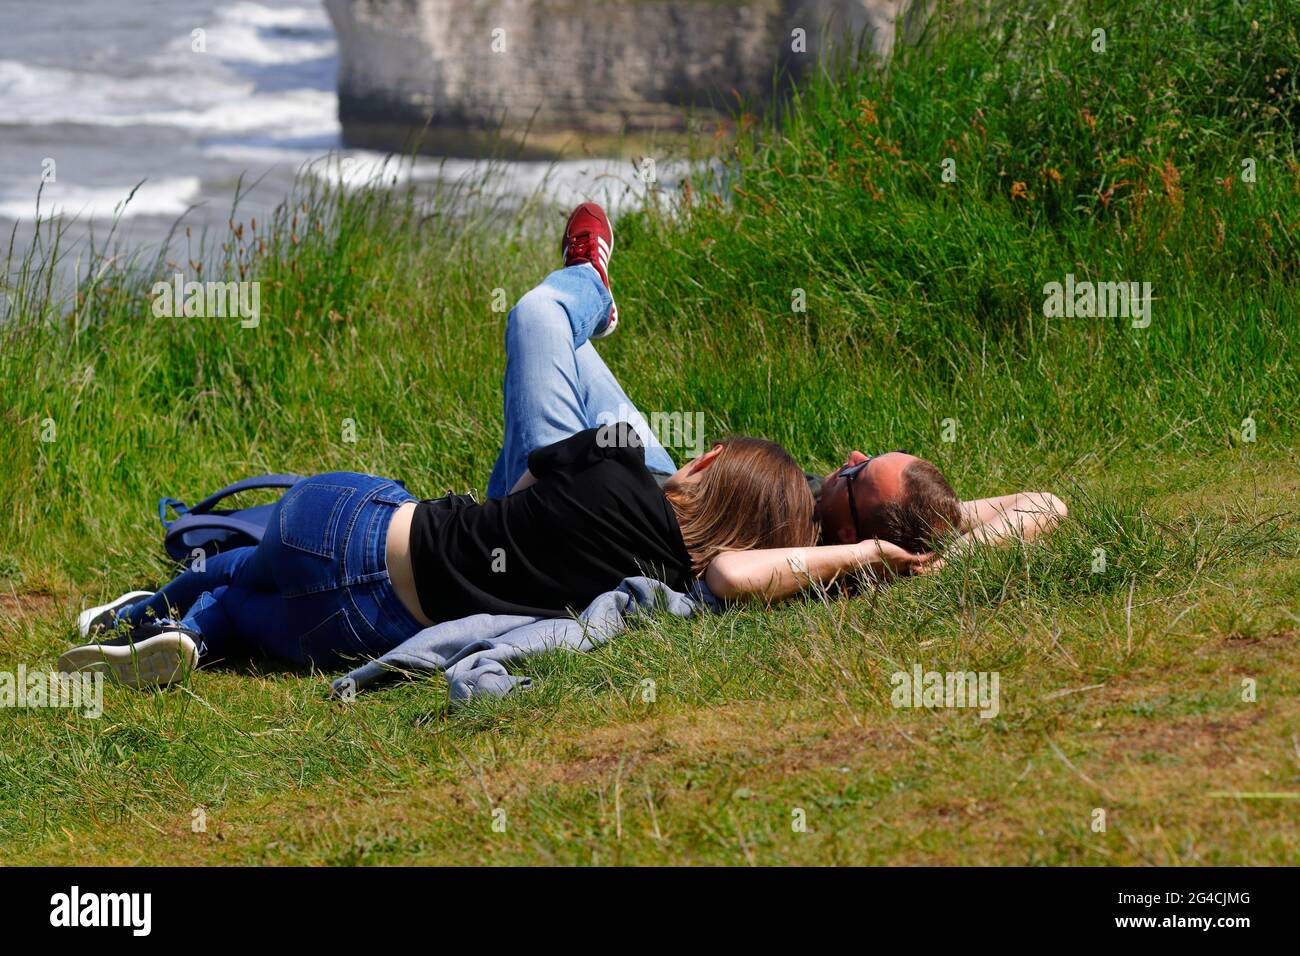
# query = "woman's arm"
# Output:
<box><xmin>706</xmin><ymin>494</ymin><xmax>1067</xmax><ymax>601</ymax></box>
<box><xmin>955</xmin><ymin>492</ymin><xmax>1067</xmax><ymax>549</ymax></box>
<box><xmin>705</xmin><ymin>540</ymin><xmax>934</xmax><ymax>602</ymax></box>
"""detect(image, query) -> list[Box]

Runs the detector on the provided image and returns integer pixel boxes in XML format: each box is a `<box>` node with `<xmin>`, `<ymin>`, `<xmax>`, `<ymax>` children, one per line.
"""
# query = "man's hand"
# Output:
<box><xmin>858</xmin><ymin>539</ymin><xmax>939</xmax><ymax>577</ymax></box>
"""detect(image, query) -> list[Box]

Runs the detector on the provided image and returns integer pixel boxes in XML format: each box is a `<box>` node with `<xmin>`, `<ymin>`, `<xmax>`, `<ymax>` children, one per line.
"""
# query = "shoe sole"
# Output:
<box><xmin>58</xmin><ymin>633</ymin><xmax>199</xmax><ymax>689</ymax></box>
<box><xmin>77</xmin><ymin>590</ymin><xmax>153</xmax><ymax>639</ymax></box>
<box><xmin>590</xmin><ymin>232</ymin><xmax>617</xmax><ymax>338</ymax></box>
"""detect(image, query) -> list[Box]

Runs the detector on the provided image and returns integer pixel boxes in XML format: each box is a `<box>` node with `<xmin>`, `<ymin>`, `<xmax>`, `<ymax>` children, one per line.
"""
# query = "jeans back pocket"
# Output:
<box><xmin>278</xmin><ymin>481</ymin><xmax>356</xmax><ymax>559</ymax></box>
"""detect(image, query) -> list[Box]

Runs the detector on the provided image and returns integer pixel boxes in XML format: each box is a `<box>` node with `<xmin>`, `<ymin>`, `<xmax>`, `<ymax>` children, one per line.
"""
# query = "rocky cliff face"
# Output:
<box><xmin>324</xmin><ymin>0</ymin><xmax>914</xmax><ymax>157</ymax></box>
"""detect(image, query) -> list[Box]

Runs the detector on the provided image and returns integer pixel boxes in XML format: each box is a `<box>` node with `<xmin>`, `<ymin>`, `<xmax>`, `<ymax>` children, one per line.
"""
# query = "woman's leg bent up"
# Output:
<box><xmin>487</xmin><ymin>264</ymin><xmax>675</xmax><ymax>496</ymax></box>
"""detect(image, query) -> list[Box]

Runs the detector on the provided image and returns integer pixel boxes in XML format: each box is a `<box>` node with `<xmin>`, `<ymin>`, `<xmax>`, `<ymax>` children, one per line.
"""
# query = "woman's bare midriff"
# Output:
<box><xmin>385</xmin><ymin>501</ymin><xmax>434</xmax><ymax>628</ymax></box>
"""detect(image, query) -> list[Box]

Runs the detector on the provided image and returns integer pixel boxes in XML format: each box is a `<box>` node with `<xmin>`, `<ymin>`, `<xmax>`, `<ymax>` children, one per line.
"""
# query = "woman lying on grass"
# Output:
<box><xmin>60</xmin><ymin>203</ymin><xmax>1064</xmax><ymax>690</ymax></box>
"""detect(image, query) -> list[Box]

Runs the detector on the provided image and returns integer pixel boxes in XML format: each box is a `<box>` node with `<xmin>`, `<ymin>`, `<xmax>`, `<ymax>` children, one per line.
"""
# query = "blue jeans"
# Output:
<box><xmin>121</xmin><ymin>473</ymin><xmax>425</xmax><ymax>667</ymax></box>
<box><xmin>487</xmin><ymin>263</ymin><xmax>677</xmax><ymax>497</ymax></box>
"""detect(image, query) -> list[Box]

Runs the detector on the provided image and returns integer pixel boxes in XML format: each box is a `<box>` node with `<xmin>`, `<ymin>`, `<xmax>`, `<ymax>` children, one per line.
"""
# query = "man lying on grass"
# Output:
<box><xmin>814</xmin><ymin>451</ymin><xmax>1068</xmax><ymax>578</ymax></box>
<box><xmin>59</xmin><ymin>203</ymin><xmax>1066</xmax><ymax>690</ymax></box>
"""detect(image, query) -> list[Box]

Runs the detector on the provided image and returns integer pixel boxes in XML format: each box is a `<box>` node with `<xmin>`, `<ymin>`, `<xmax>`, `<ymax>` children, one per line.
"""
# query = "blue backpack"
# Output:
<box><xmin>159</xmin><ymin>474</ymin><xmax>304</xmax><ymax>562</ymax></box>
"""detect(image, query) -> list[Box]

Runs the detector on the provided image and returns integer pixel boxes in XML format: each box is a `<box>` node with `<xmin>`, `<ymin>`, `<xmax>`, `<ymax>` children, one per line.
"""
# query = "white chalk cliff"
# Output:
<box><xmin>323</xmin><ymin>0</ymin><xmax>917</xmax><ymax>157</ymax></box>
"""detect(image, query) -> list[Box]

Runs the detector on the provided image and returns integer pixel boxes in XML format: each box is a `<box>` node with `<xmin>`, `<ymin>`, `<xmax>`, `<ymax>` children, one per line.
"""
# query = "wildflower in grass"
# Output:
<box><xmin>1158</xmin><ymin>158</ymin><xmax>1184</xmax><ymax>210</ymax></box>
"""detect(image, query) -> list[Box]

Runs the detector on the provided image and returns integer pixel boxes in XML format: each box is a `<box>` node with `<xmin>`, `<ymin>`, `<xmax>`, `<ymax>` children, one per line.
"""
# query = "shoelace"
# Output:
<box><xmin>565</xmin><ymin>232</ymin><xmax>595</xmax><ymax>266</ymax></box>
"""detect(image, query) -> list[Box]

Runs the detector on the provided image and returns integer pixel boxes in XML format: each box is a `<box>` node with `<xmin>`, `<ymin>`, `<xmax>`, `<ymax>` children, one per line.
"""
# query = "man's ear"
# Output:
<box><xmin>687</xmin><ymin>443</ymin><xmax>725</xmax><ymax>475</ymax></box>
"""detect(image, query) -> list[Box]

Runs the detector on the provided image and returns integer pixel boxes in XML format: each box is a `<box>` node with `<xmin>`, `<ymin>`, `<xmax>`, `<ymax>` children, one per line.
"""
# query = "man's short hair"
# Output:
<box><xmin>857</xmin><ymin>459</ymin><xmax>961</xmax><ymax>553</ymax></box>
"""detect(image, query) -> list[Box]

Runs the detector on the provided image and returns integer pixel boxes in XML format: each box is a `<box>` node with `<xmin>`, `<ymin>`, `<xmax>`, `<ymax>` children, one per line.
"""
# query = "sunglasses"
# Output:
<box><xmin>839</xmin><ymin>451</ymin><xmax>908</xmax><ymax>540</ymax></box>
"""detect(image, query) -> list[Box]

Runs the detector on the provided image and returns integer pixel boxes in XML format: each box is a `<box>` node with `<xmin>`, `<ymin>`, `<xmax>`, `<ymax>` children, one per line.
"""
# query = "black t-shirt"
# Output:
<box><xmin>408</xmin><ymin>423</ymin><xmax>694</xmax><ymax>623</ymax></box>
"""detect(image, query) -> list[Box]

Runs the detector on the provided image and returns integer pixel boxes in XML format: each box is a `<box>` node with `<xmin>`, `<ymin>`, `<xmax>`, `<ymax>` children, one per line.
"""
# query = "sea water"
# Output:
<box><xmin>0</xmin><ymin>0</ymin><xmax>690</xmax><ymax>265</ymax></box>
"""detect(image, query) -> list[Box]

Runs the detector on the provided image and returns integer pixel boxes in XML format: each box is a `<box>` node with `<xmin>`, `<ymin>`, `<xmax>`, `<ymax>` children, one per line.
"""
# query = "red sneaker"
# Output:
<box><xmin>561</xmin><ymin>202</ymin><xmax>618</xmax><ymax>338</ymax></box>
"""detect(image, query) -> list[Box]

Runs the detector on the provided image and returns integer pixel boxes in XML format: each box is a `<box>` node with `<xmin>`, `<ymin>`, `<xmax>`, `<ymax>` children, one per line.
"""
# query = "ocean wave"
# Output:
<box><xmin>0</xmin><ymin>59</ymin><xmax>338</xmax><ymax>139</ymax></box>
<box><xmin>108</xmin><ymin>89</ymin><xmax>339</xmax><ymax>138</ymax></box>
<box><xmin>0</xmin><ymin>2</ymin><xmax>336</xmax><ymax>134</ymax></box>
<box><xmin>220</xmin><ymin>1</ymin><xmax>333</xmax><ymax>31</ymax></box>
<box><xmin>294</xmin><ymin>152</ymin><xmax>695</xmax><ymax>218</ymax></box>
<box><xmin>184</xmin><ymin>1</ymin><xmax>337</xmax><ymax>66</ymax></box>
<box><xmin>195</xmin><ymin>144</ymin><xmax>694</xmax><ymax>217</ymax></box>
<box><xmin>0</xmin><ymin>177</ymin><xmax>203</xmax><ymax>222</ymax></box>
<box><xmin>407</xmin><ymin>157</ymin><xmax>695</xmax><ymax>217</ymax></box>
<box><xmin>0</xmin><ymin>59</ymin><xmax>242</xmax><ymax>125</ymax></box>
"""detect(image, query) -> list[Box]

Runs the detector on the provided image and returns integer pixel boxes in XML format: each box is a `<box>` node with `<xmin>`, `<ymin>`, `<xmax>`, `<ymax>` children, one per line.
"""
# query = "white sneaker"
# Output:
<box><xmin>77</xmin><ymin>590</ymin><xmax>152</xmax><ymax>639</ymax></box>
<box><xmin>59</xmin><ymin>623</ymin><xmax>200</xmax><ymax>689</ymax></box>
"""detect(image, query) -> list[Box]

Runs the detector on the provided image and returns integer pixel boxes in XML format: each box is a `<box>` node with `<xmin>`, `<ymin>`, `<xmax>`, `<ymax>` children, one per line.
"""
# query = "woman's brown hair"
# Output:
<box><xmin>663</xmin><ymin>437</ymin><xmax>817</xmax><ymax>577</ymax></box>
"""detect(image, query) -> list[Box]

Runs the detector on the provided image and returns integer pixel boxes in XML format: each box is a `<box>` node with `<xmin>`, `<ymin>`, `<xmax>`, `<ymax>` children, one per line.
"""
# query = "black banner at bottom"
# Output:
<box><xmin>0</xmin><ymin>865</ymin><xmax>1285</xmax><ymax>942</ymax></box>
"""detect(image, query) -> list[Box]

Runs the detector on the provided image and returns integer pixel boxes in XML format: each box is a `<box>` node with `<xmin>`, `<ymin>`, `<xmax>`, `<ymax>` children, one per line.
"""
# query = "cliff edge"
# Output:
<box><xmin>324</xmin><ymin>0</ymin><xmax>916</xmax><ymax>157</ymax></box>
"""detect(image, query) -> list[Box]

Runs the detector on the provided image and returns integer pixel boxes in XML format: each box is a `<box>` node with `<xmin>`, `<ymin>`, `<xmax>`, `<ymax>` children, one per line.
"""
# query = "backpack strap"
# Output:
<box><xmin>158</xmin><ymin>474</ymin><xmax>304</xmax><ymax>529</ymax></box>
<box><xmin>163</xmin><ymin>512</ymin><xmax>271</xmax><ymax>562</ymax></box>
<box><xmin>167</xmin><ymin>512</ymin><xmax>269</xmax><ymax>543</ymax></box>
<box><xmin>158</xmin><ymin>496</ymin><xmax>189</xmax><ymax>529</ymax></box>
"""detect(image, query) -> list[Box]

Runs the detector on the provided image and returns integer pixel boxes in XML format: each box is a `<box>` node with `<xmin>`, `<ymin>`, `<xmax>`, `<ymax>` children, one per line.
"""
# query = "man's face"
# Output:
<box><xmin>817</xmin><ymin>451</ymin><xmax>921</xmax><ymax>544</ymax></box>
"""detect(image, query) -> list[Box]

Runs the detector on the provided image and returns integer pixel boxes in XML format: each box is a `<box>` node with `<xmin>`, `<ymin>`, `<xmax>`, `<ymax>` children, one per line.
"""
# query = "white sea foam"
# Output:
<box><xmin>119</xmin><ymin>90</ymin><xmax>339</xmax><ymax>137</ymax></box>
<box><xmin>0</xmin><ymin>177</ymin><xmax>203</xmax><ymax>222</ymax></box>
<box><xmin>220</xmin><ymin>2</ymin><xmax>334</xmax><ymax>34</ymax></box>
<box><xmin>0</xmin><ymin>59</ymin><xmax>241</xmax><ymax>125</ymax></box>
<box><xmin>0</xmin><ymin>2</ymin><xmax>335</xmax><ymax>132</ymax></box>
<box><xmin>195</xmin><ymin>144</ymin><xmax>697</xmax><ymax>219</ymax></box>
<box><xmin>171</xmin><ymin>1</ymin><xmax>337</xmax><ymax>66</ymax></box>
<box><xmin>0</xmin><ymin>61</ymin><xmax>338</xmax><ymax>138</ymax></box>
<box><xmin>279</xmin><ymin>151</ymin><xmax>697</xmax><ymax>217</ymax></box>
<box><xmin>407</xmin><ymin>157</ymin><xmax>697</xmax><ymax>218</ymax></box>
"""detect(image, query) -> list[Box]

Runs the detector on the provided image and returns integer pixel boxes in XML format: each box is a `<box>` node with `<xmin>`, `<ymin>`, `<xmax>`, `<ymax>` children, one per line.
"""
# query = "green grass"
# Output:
<box><xmin>1</xmin><ymin>0</ymin><xmax>1298</xmax><ymax>864</ymax></box>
